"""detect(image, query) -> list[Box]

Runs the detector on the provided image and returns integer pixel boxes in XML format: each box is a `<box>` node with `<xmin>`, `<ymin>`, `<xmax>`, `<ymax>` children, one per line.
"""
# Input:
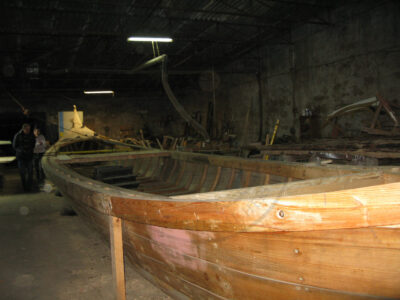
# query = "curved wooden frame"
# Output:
<box><xmin>42</xmin><ymin>137</ymin><xmax>400</xmax><ymax>299</ymax></box>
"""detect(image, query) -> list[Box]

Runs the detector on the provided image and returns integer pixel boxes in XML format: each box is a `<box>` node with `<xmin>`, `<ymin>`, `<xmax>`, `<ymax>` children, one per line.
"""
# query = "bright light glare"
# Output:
<box><xmin>127</xmin><ymin>37</ymin><xmax>173</xmax><ymax>42</ymax></box>
<box><xmin>84</xmin><ymin>90</ymin><xmax>114</xmax><ymax>95</ymax></box>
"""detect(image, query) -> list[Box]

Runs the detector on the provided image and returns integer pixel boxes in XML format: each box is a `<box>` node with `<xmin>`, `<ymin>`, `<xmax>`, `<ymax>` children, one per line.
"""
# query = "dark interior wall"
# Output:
<box><xmin>288</xmin><ymin>0</ymin><xmax>400</xmax><ymax>138</ymax></box>
<box><xmin>207</xmin><ymin>0</ymin><xmax>400</xmax><ymax>142</ymax></box>
<box><xmin>3</xmin><ymin>2</ymin><xmax>398</xmax><ymax>144</ymax></box>
<box><xmin>0</xmin><ymin>94</ymin><xmax>187</xmax><ymax>143</ymax></box>
<box><xmin>217</xmin><ymin>74</ymin><xmax>260</xmax><ymax>145</ymax></box>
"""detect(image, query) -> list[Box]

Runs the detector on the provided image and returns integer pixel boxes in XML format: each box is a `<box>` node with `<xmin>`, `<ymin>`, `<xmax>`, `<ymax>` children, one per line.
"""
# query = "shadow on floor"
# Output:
<box><xmin>0</xmin><ymin>168</ymin><xmax>170</xmax><ymax>300</ymax></box>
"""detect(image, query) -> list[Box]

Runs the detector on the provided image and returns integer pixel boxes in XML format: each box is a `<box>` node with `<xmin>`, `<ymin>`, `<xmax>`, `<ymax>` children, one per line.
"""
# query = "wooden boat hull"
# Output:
<box><xmin>43</xmin><ymin>138</ymin><xmax>400</xmax><ymax>299</ymax></box>
<box><xmin>72</xmin><ymin>199</ymin><xmax>400</xmax><ymax>299</ymax></box>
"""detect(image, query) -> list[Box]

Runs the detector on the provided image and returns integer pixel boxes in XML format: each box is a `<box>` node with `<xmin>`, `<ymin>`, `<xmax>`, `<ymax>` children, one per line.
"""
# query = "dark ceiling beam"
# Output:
<box><xmin>258</xmin><ymin>0</ymin><xmax>333</xmax><ymax>8</ymax></box>
<box><xmin>167</xmin><ymin>15</ymin><xmax>284</xmax><ymax>32</ymax></box>
<box><xmin>1</xmin><ymin>2</ymin><xmax>278</xmax><ymax>22</ymax></box>
<box><xmin>218</xmin><ymin>0</ymin><xmax>253</xmax><ymax>15</ymax></box>
<box><xmin>0</xmin><ymin>29</ymin><xmax>246</xmax><ymax>44</ymax></box>
<box><xmin>40</xmin><ymin>68</ymin><xmax>256</xmax><ymax>77</ymax></box>
<box><xmin>211</xmin><ymin>0</ymin><xmax>340</xmax><ymax>67</ymax></box>
<box><xmin>0</xmin><ymin>3</ymin><xmax>287</xmax><ymax>29</ymax></box>
<box><xmin>96</xmin><ymin>0</ymin><xmax>160</xmax><ymax>89</ymax></box>
<box><xmin>152</xmin><ymin>2</ymin><xmax>332</xmax><ymax>25</ymax></box>
<box><xmin>68</xmin><ymin>10</ymin><xmax>93</xmax><ymax>69</ymax></box>
<box><xmin>210</xmin><ymin>12</ymin><xmax>293</xmax><ymax>67</ymax></box>
<box><xmin>254</xmin><ymin>0</ymin><xmax>332</xmax><ymax>26</ymax></box>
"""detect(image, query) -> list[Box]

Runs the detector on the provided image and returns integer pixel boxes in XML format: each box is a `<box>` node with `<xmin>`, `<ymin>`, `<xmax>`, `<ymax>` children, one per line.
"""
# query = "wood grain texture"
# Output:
<box><xmin>110</xmin><ymin>216</ymin><xmax>126</xmax><ymax>300</ymax></box>
<box><xmin>43</xmin><ymin>140</ymin><xmax>400</xmax><ymax>299</ymax></box>
<box><xmin>110</xmin><ymin>178</ymin><xmax>400</xmax><ymax>231</ymax></box>
<box><xmin>72</xmin><ymin>200</ymin><xmax>399</xmax><ymax>299</ymax></box>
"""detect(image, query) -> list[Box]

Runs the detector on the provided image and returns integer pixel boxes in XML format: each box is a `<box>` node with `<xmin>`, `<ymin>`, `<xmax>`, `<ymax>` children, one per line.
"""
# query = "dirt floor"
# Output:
<box><xmin>0</xmin><ymin>167</ymin><xmax>170</xmax><ymax>300</ymax></box>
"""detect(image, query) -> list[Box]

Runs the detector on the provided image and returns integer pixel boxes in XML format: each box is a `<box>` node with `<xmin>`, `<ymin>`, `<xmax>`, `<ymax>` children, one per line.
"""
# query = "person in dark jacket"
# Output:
<box><xmin>13</xmin><ymin>123</ymin><xmax>35</xmax><ymax>192</ymax></box>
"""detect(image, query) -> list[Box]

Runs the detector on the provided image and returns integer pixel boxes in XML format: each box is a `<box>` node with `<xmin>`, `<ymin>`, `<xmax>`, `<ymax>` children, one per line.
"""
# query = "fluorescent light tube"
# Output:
<box><xmin>84</xmin><ymin>90</ymin><xmax>114</xmax><ymax>95</ymax></box>
<box><xmin>127</xmin><ymin>37</ymin><xmax>173</xmax><ymax>42</ymax></box>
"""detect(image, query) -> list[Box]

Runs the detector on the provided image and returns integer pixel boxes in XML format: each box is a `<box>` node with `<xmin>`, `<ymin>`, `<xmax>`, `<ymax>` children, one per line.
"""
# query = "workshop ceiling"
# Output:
<box><xmin>0</xmin><ymin>0</ymin><xmax>344</xmax><ymax>97</ymax></box>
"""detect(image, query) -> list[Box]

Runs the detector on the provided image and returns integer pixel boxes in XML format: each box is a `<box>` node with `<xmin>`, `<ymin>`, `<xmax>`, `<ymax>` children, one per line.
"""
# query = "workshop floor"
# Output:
<box><xmin>0</xmin><ymin>167</ymin><xmax>170</xmax><ymax>300</ymax></box>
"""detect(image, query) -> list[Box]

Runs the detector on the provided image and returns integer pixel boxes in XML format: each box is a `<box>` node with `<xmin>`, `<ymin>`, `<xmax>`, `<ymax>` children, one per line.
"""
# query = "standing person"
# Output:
<box><xmin>33</xmin><ymin>127</ymin><xmax>46</xmax><ymax>185</ymax></box>
<box><xmin>13</xmin><ymin>123</ymin><xmax>35</xmax><ymax>192</ymax></box>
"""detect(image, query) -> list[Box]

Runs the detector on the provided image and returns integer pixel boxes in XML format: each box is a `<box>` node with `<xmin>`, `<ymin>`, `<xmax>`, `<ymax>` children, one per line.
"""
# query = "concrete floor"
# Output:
<box><xmin>0</xmin><ymin>168</ymin><xmax>170</xmax><ymax>300</ymax></box>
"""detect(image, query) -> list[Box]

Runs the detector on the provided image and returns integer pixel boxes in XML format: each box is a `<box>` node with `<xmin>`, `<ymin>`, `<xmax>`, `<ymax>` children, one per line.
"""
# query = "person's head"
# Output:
<box><xmin>22</xmin><ymin>123</ymin><xmax>31</xmax><ymax>135</ymax></box>
<box><xmin>33</xmin><ymin>127</ymin><xmax>40</xmax><ymax>137</ymax></box>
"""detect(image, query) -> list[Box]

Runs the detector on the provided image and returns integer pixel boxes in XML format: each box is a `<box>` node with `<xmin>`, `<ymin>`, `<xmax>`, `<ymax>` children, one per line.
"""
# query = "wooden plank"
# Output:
<box><xmin>156</xmin><ymin>138</ymin><xmax>163</xmax><ymax>150</ymax></box>
<box><xmin>124</xmin><ymin>245</ymin><xmax>223</xmax><ymax>299</ymax></box>
<box><xmin>123</xmin><ymin>224</ymin><xmax>377</xmax><ymax>299</ymax></box>
<box><xmin>193</xmin><ymin>164</ymin><xmax>209</xmax><ymax>193</ymax></box>
<box><xmin>370</xmin><ymin>102</ymin><xmax>383</xmax><ymax>129</ymax></box>
<box><xmin>177</xmin><ymin>171</ymin><xmax>386</xmax><ymax>201</ymax></box>
<box><xmin>363</xmin><ymin>127</ymin><xmax>400</xmax><ymax>136</ymax></box>
<box><xmin>146</xmin><ymin>163</ymin><xmax>195</xmax><ymax>196</ymax></box>
<box><xmin>226</xmin><ymin>168</ymin><xmax>236</xmax><ymax>189</ymax></box>
<box><xmin>167</xmin><ymin>172</ymin><xmax>194</xmax><ymax>196</ymax></box>
<box><xmin>137</xmin><ymin>158</ymin><xmax>151</xmax><ymax>177</ymax></box>
<box><xmin>109</xmin><ymin>216</ymin><xmax>126</xmax><ymax>300</ymax></box>
<box><xmin>264</xmin><ymin>173</ymin><xmax>270</xmax><ymax>185</ymax></box>
<box><xmin>171</xmin><ymin>138</ymin><xmax>178</xmax><ymax>150</ymax></box>
<box><xmin>44</xmin><ymin>140</ymin><xmax>400</xmax><ymax>299</ymax></box>
<box><xmin>175</xmin><ymin>161</ymin><xmax>186</xmax><ymax>184</ymax></box>
<box><xmin>139</xmin><ymin>161</ymin><xmax>183</xmax><ymax>192</ymax></box>
<box><xmin>76</xmin><ymin>198</ymin><xmax>400</xmax><ymax>299</ymax></box>
<box><xmin>170</xmin><ymin>151</ymin><xmax>357</xmax><ymax>180</ymax></box>
<box><xmin>136</xmin><ymin>157</ymin><xmax>161</xmax><ymax>181</ymax></box>
<box><xmin>242</xmin><ymin>171</ymin><xmax>251</xmax><ymax>187</ymax></box>
<box><xmin>123</xmin><ymin>222</ymin><xmax>400</xmax><ymax>299</ymax></box>
<box><xmin>378</xmin><ymin>94</ymin><xmax>399</xmax><ymax>126</ymax></box>
<box><xmin>148</xmin><ymin>162</ymin><xmax>189</xmax><ymax>195</ymax></box>
<box><xmin>132</xmin><ymin>158</ymin><xmax>144</xmax><ymax>175</ymax></box>
<box><xmin>165</xmin><ymin>159</ymin><xmax>178</xmax><ymax>182</ymax></box>
<box><xmin>209</xmin><ymin>166</ymin><xmax>222</xmax><ymax>192</ymax></box>
<box><xmin>108</xmin><ymin>173</ymin><xmax>400</xmax><ymax>232</ymax></box>
<box><xmin>57</xmin><ymin>151</ymin><xmax>169</xmax><ymax>164</ymax></box>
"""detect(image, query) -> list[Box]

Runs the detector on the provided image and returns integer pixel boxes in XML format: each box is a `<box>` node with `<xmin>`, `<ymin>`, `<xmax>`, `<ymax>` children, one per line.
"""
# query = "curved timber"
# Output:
<box><xmin>43</xmin><ymin>137</ymin><xmax>400</xmax><ymax>299</ymax></box>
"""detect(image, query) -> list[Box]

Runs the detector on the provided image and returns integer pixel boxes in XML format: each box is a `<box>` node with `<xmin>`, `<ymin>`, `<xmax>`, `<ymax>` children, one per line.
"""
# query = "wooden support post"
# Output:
<box><xmin>242</xmin><ymin>171</ymin><xmax>251</xmax><ymax>187</ymax></box>
<box><xmin>370</xmin><ymin>102</ymin><xmax>383</xmax><ymax>129</ymax></box>
<box><xmin>156</xmin><ymin>138</ymin><xmax>163</xmax><ymax>150</ymax></box>
<box><xmin>264</xmin><ymin>174</ymin><xmax>271</xmax><ymax>185</ymax></box>
<box><xmin>171</xmin><ymin>138</ymin><xmax>178</xmax><ymax>150</ymax></box>
<box><xmin>109</xmin><ymin>216</ymin><xmax>126</xmax><ymax>300</ymax></box>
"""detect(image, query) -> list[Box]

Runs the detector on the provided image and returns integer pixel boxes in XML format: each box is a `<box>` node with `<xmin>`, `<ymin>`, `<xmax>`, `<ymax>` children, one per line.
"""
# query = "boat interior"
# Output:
<box><xmin>55</xmin><ymin>139</ymin><xmax>400</xmax><ymax>198</ymax></box>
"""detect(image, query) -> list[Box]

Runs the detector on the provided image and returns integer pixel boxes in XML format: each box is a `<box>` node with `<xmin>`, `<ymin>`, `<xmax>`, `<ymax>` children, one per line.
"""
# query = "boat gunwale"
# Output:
<box><xmin>42</xmin><ymin>137</ymin><xmax>400</xmax><ymax>232</ymax></box>
<box><xmin>44</xmin><ymin>142</ymin><xmax>400</xmax><ymax>203</ymax></box>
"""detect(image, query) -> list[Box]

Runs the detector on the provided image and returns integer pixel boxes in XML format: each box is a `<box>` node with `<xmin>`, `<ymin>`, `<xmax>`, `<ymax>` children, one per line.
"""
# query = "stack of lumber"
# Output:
<box><xmin>244</xmin><ymin>138</ymin><xmax>400</xmax><ymax>164</ymax></box>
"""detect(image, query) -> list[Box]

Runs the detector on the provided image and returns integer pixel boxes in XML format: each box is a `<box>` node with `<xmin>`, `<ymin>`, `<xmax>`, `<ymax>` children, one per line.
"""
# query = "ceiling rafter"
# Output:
<box><xmin>0</xmin><ymin>3</ymin><xmax>288</xmax><ymax>29</ymax></box>
<box><xmin>0</xmin><ymin>0</ymin><xmax>342</xmax><ymax>94</ymax></box>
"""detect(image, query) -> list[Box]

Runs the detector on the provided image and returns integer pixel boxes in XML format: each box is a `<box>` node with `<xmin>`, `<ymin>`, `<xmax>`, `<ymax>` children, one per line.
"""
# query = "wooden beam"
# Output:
<box><xmin>264</xmin><ymin>174</ymin><xmax>271</xmax><ymax>185</ymax></box>
<box><xmin>242</xmin><ymin>171</ymin><xmax>251</xmax><ymax>187</ymax></box>
<box><xmin>109</xmin><ymin>216</ymin><xmax>126</xmax><ymax>300</ymax></box>
<box><xmin>370</xmin><ymin>102</ymin><xmax>383</xmax><ymax>129</ymax></box>
<box><xmin>210</xmin><ymin>166</ymin><xmax>222</xmax><ymax>191</ymax></box>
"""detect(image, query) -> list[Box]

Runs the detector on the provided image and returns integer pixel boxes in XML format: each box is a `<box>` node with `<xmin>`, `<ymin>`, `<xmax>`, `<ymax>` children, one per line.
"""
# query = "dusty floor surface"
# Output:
<box><xmin>0</xmin><ymin>167</ymin><xmax>171</xmax><ymax>300</ymax></box>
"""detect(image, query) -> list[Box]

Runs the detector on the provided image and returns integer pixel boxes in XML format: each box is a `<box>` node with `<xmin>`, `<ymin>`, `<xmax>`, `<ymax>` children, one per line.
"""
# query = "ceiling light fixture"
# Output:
<box><xmin>127</xmin><ymin>37</ymin><xmax>173</xmax><ymax>42</ymax></box>
<box><xmin>83</xmin><ymin>90</ymin><xmax>114</xmax><ymax>95</ymax></box>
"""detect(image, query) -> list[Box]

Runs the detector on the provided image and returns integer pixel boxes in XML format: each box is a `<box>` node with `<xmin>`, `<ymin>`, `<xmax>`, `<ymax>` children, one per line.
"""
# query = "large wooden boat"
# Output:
<box><xmin>43</xmin><ymin>134</ymin><xmax>400</xmax><ymax>299</ymax></box>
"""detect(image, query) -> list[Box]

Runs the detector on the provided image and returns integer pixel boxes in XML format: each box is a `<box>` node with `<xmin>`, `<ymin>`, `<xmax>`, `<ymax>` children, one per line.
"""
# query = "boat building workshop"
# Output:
<box><xmin>1</xmin><ymin>1</ymin><xmax>400</xmax><ymax>299</ymax></box>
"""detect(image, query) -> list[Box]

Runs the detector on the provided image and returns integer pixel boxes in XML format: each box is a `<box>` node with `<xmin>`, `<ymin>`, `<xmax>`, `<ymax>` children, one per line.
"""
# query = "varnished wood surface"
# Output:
<box><xmin>70</xmin><ymin>199</ymin><xmax>400</xmax><ymax>299</ymax></box>
<box><xmin>43</xmin><ymin>139</ymin><xmax>400</xmax><ymax>299</ymax></box>
<box><xmin>110</xmin><ymin>216</ymin><xmax>127</xmax><ymax>300</ymax></box>
<box><xmin>44</xmin><ymin>144</ymin><xmax>400</xmax><ymax>232</ymax></box>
